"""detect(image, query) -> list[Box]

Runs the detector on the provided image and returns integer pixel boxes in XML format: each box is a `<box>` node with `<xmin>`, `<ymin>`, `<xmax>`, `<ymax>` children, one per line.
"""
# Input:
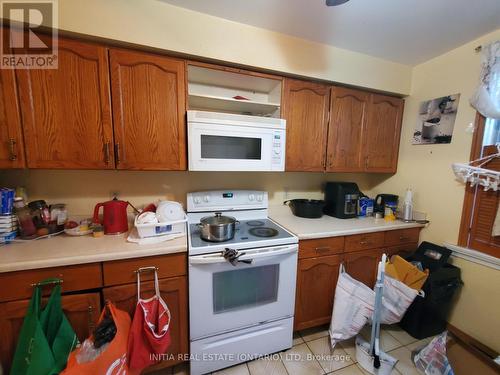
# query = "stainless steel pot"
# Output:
<box><xmin>198</xmin><ymin>212</ymin><xmax>238</xmax><ymax>242</ymax></box>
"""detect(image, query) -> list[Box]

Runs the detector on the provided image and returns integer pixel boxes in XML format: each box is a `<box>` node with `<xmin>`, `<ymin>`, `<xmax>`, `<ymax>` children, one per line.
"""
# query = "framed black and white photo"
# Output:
<box><xmin>413</xmin><ymin>93</ymin><xmax>460</xmax><ymax>144</ymax></box>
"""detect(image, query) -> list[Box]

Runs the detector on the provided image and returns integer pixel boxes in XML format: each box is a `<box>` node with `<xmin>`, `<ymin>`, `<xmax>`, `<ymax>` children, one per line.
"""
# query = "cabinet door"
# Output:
<box><xmin>16</xmin><ymin>36</ymin><xmax>113</xmax><ymax>169</ymax></box>
<box><xmin>110</xmin><ymin>49</ymin><xmax>186</xmax><ymax>170</ymax></box>
<box><xmin>0</xmin><ymin>292</ymin><xmax>101</xmax><ymax>374</ymax></box>
<box><xmin>344</xmin><ymin>248</ymin><xmax>383</xmax><ymax>288</ymax></box>
<box><xmin>103</xmin><ymin>276</ymin><xmax>188</xmax><ymax>370</ymax></box>
<box><xmin>294</xmin><ymin>255</ymin><xmax>341</xmax><ymax>331</ymax></box>
<box><xmin>363</xmin><ymin>94</ymin><xmax>404</xmax><ymax>173</ymax></box>
<box><xmin>0</xmin><ymin>67</ymin><xmax>25</xmax><ymax>168</ymax></box>
<box><xmin>326</xmin><ymin>87</ymin><xmax>369</xmax><ymax>172</ymax></box>
<box><xmin>283</xmin><ymin>79</ymin><xmax>330</xmax><ymax>171</ymax></box>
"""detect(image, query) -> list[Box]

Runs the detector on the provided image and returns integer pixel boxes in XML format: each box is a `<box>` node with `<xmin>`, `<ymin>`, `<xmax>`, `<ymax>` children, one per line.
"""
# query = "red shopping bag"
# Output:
<box><xmin>127</xmin><ymin>267</ymin><xmax>172</xmax><ymax>371</ymax></box>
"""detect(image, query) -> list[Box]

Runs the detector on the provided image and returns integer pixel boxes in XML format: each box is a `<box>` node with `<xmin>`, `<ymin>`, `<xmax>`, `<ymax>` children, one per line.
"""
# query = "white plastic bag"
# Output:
<box><xmin>379</xmin><ymin>275</ymin><xmax>423</xmax><ymax>325</ymax></box>
<box><xmin>329</xmin><ymin>265</ymin><xmax>375</xmax><ymax>348</ymax></box>
<box><xmin>414</xmin><ymin>332</ymin><xmax>454</xmax><ymax>375</ymax></box>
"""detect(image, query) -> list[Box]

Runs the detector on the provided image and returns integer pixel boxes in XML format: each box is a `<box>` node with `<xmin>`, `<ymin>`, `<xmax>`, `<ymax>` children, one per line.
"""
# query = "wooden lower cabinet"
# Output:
<box><xmin>103</xmin><ymin>276</ymin><xmax>188</xmax><ymax>372</ymax></box>
<box><xmin>0</xmin><ymin>292</ymin><xmax>101</xmax><ymax>374</ymax></box>
<box><xmin>294</xmin><ymin>254</ymin><xmax>341</xmax><ymax>331</ymax></box>
<box><xmin>344</xmin><ymin>248</ymin><xmax>383</xmax><ymax>288</ymax></box>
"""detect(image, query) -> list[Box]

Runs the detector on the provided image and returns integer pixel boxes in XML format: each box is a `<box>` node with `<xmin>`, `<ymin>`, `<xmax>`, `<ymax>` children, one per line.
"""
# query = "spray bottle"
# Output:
<box><xmin>403</xmin><ymin>188</ymin><xmax>413</xmax><ymax>222</ymax></box>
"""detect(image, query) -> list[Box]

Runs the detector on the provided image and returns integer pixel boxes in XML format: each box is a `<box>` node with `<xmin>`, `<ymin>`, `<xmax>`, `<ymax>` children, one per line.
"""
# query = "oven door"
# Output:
<box><xmin>188</xmin><ymin>122</ymin><xmax>284</xmax><ymax>171</ymax></box>
<box><xmin>189</xmin><ymin>244</ymin><xmax>298</xmax><ymax>340</ymax></box>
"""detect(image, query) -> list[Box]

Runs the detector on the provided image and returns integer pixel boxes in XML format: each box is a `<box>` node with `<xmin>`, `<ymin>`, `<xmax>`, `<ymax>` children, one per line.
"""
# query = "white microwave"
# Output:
<box><xmin>187</xmin><ymin>110</ymin><xmax>286</xmax><ymax>171</ymax></box>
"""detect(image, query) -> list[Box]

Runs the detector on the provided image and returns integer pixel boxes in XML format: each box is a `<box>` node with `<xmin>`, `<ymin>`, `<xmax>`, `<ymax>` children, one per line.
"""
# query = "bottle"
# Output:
<box><xmin>403</xmin><ymin>188</ymin><xmax>413</xmax><ymax>222</ymax></box>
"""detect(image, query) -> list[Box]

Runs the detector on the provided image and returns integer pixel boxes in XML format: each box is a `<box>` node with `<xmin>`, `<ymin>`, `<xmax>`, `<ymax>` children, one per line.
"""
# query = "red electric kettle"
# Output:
<box><xmin>93</xmin><ymin>198</ymin><xmax>129</xmax><ymax>235</ymax></box>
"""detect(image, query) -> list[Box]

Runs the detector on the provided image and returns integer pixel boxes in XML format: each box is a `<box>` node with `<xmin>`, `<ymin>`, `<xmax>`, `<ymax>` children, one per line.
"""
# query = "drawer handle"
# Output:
<box><xmin>315</xmin><ymin>246</ymin><xmax>331</xmax><ymax>252</ymax></box>
<box><xmin>31</xmin><ymin>278</ymin><xmax>63</xmax><ymax>287</ymax></box>
<box><xmin>399</xmin><ymin>236</ymin><xmax>409</xmax><ymax>241</ymax></box>
<box><xmin>360</xmin><ymin>241</ymin><xmax>372</xmax><ymax>245</ymax></box>
<box><xmin>134</xmin><ymin>266</ymin><xmax>159</xmax><ymax>274</ymax></box>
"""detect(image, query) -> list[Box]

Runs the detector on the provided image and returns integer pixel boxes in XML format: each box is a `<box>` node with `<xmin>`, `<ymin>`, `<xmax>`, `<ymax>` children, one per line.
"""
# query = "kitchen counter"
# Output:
<box><xmin>0</xmin><ymin>233</ymin><xmax>187</xmax><ymax>273</ymax></box>
<box><xmin>269</xmin><ymin>205</ymin><xmax>425</xmax><ymax>240</ymax></box>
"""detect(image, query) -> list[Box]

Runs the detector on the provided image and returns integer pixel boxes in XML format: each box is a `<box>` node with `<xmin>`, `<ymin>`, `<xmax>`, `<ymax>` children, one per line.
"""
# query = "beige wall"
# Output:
<box><xmin>53</xmin><ymin>0</ymin><xmax>412</xmax><ymax>95</ymax></box>
<box><xmin>0</xmin><ymin>170</ymin><xmax>384</xmax><ymax>215</ymax></box>
<box><xmin>372</xmin><ymin>29</ymin><xmax>500</xmax><ymax>351</ymax></box>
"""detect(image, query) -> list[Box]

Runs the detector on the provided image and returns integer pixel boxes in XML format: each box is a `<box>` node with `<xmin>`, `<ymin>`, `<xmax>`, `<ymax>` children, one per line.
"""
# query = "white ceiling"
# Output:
<box><xmin>159</xmin><ymin>0</ymin><xmax>500</xmax><ymax>65</ymax></box>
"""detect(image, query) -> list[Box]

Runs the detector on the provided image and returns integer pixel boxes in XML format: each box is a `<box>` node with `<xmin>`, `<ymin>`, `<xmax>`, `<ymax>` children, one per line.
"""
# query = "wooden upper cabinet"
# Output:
<box><xmin>283</xmin><ymin>79</ymin><xmax>330</xmax><ymax>171</ymax></box>
<box><xmin>363</xmin><ymin>93</ymin><xmax>404</xmax><ymax>173</ymax></box>
<box><xmin>16</xmin><ymin>36</ymin><xmax>114</xmax><ymax>169</ymax></box>
<box><xmin>0</xmin><ymin>68</ymin><xmax>25</xmax><ymax>168</ymax></box>
<box><xmin>326</xmin><ymin>87</ymin><xmax>369</xmax><ymax>172</ymax></box>
<box><xmin>109</xmin><ymin>49</ymin><xmax>186</xmax><ymax>170</ymax></box>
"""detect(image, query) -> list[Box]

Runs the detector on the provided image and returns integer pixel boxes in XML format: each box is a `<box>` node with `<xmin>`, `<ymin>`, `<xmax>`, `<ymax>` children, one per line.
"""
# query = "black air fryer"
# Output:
<box><xmin>324</xmin><ymin>182</ymin><xmax>360</xmax><ymax>219</ymax></box>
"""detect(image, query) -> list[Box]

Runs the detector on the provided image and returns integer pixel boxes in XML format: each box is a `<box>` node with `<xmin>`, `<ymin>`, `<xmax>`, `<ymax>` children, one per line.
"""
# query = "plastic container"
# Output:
<box><xmin>13</xmin><ymin>198</ymin><xmax>36</xmax><ymax>237</ymax></box>
<box><xmin>134</xmin><ymin>214</ymin><xmax>187</xmax><ymax>238</ymax></box>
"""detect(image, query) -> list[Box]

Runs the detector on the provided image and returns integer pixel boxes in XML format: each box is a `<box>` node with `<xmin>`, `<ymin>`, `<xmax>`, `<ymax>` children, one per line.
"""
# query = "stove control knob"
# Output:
<box><xmin>256</xmin><ymin>194</ymin><xmax>263</xmax><ymax>202</ymax></box>
<box><xmin>248</xmin><ymin>194</ymin><xmax>255</xmax><ymax>201</ymax></box>
<box><xmin>203</xmin><ymin>195</ymin><xmax>210</xmax><ymax>203</ymax></box>
<box><xmin>194</xmin><ymin>196</ymin><xmax>201</xmax><ymax>204</ymax></box>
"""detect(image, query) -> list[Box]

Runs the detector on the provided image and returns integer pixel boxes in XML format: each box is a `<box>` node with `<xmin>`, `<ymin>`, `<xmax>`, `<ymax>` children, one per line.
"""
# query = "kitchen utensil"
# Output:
<box><xmin>324</xmin><ymin>182</ymin><xmax>360</xmax><ymax>219</ymax></box>
<box><xmin>136</xmin><ymin>211</ymin><xmax>158</xmax><ymax>225</ymax></box>
<box><xmin>198</xmin><ymin>212</ymin><xmax>238</xmax><ymax>242</ymax></box>
<box><xmin>156</xmin><ymin>201</ymin><xmax>184</xmax><ymax>222</ymax></box>
<box><xmin>374</xmin><ymin>194</ymin><xmax>399</xmax><ymax>216</ymax></box>
<box><xmin>93</xmin><ymin>198</ymin><xmax>129</xmax><ymax>235</ymax></box>
<box><xmin>283</xmin><ymin>199</ymin><xmax>325</xmax><ymax>218</ymax></box>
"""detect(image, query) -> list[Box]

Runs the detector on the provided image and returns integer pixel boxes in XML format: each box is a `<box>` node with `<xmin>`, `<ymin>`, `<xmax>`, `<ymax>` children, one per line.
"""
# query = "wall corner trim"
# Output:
<box><xmin>444</xmin><ymin>243</ymin><xmax>500</xmax><ymax>270</ymax></box>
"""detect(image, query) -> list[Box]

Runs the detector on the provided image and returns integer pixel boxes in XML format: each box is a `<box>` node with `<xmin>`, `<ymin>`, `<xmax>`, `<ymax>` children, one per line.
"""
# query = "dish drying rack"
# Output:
<box><xmin>452</xmin><ymin>144</ymin><xmax>500</xmax><ymax>191</ymax></box>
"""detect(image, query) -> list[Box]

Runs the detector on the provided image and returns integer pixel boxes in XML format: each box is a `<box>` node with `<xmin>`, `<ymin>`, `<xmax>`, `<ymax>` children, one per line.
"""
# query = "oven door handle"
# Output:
<box><xmin>189</xmin><ymin>244</ymin><xmax>297</xmax><ymax>265</ymax></box>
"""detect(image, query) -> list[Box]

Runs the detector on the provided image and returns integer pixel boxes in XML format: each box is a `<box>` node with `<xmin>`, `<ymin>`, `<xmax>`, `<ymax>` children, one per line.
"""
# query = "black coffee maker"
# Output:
<box><xmin>374</xmin><ymin>194</ymin><xmax>399</xmax><ymax>216</ymax></box>
<box><xmin>324</xmin><ymin>182</ymin><xmax>360</xmax><ymax>219</ymax></box>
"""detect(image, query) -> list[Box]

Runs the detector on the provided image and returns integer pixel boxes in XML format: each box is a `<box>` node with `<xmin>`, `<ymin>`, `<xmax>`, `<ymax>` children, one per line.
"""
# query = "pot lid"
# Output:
<box><xmin>200</xmin><ymin>212</ymin><xmax>236</xmax><ymax>225</ymax></box>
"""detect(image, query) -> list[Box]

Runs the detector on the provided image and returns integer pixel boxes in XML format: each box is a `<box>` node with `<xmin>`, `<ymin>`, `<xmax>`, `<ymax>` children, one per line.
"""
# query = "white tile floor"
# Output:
<box><xmin>155</xmin><ymin>325</ymin><xmax>434</xmax><ymax>375</ymax></box>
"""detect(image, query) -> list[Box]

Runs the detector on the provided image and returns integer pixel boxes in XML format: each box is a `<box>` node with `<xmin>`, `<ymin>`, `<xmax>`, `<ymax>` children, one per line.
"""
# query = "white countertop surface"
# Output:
<box><xmin>269</xmin><ymin>206</ymin><xmax>425</xmax><ymax>240</ymax></box>
<box><xmin>0</xmin><ymin>232</ymin><xmax>187</xmax><ymax>273</ymax></box>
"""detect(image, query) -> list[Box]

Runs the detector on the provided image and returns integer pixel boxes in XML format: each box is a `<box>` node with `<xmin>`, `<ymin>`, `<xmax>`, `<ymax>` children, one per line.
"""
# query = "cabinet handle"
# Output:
<box><xmin>87</xmin><ymin>305</ymin><xmax>95</xmax><ymax>333</ymax></box>
<box><xmin>315</xmin><ymin>246</ymin><xmax>331</xmax><ymax>253</ymax></box>
<box><xmin>399</xmin><ymin>236</ymin><xmax>409</xmax><ymax>241</ymax></box>
<box><xmin>8</xmin><ymin>138</ymin><xmax>17</xmax><ymax>161</ymax></box>
<box><xmin>360</xmin><ymin>241</ymin><xmax>372</xmax><ymax>246</ymax></box>
<box><xmin>114</xmin><ymin>143</ymin><xmax>121</xmax><ymax>165</ymax></box>
<box><xmin>364</xmin><ymin>156</ymin><xmax>369</xmax><ymax>169</ymax></box>
<box><xmin>104</xmin><ymin>142</ymin><xmax>111</xmax><ymax>164</ymax></box>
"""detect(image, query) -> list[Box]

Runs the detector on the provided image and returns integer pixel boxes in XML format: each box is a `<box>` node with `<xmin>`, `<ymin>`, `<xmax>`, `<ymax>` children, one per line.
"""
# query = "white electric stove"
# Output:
<box><xmin>187</xmin><ymin>190</ymin><xmax>298</xmax><ymax>375</ymax></box>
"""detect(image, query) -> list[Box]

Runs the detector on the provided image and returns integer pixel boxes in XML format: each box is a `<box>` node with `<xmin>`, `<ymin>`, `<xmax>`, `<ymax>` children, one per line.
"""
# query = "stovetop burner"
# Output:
<box><xmin>248</xmin><ymin>227</ymin><xmax>279</xmax><ymax>238</ymax></box>
<box><xmin>246</xmin><ymin>220</ymin><xmax>265</xmax><ymax>227</ymax></box>
<box><xmin>188</xmin><ymin>218</ymin><xmax>295</xmax><ymax>250</ymax></box>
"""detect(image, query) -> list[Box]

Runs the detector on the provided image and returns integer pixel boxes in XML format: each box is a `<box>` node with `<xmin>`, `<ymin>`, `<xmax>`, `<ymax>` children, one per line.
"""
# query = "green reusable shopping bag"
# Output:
<box><xmin>10</xmin><ymin>279</ymin><xmax>79</xmax><ymax>375</ymax></box>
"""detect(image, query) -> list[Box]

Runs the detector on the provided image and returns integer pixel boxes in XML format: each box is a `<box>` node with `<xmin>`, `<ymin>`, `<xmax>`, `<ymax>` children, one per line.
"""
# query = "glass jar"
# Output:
<box><xmin>28</xmin><ymin>200</ymin><xmax>50</xmax><ymax>229</ymax></box>
<box><xmin>14</xmin><ymin>197</ymin><xmax>36</xmax><ymax>237</ymax></box>
<box><xmin>49</xmin><ymin>203</ymin><xmax>68</xmax><ymax>232</ymax></box>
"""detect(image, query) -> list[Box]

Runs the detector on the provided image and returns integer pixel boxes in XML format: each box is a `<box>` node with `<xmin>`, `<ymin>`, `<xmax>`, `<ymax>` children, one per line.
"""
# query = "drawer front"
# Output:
<box><xmin>103</xmin><ymin>253</ymin><xmax>187</xmax><ymax>286</ymax></box>
<box><xmin>345</xmin><ymin>232</ymin><xmax>384</xmax><ymax>252</ymax></box>
<box><xmin>0</xmin><ymin>263</ymin><xmax>102</xmax><ymax>303</ymax></box>
<box><xmin>299</xmin><ymin>237</ymin><xmax>345</xmax><ymax>259</ymax></box>
<box><xmin>384</xmin><ymin>228</ymin><xmax>420</xmax><ymax>247</ymax></box>
<box><xmin>385</xmin><ymin>243</ymin><xmax>418</xmax><ymax>259</ymax></box>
